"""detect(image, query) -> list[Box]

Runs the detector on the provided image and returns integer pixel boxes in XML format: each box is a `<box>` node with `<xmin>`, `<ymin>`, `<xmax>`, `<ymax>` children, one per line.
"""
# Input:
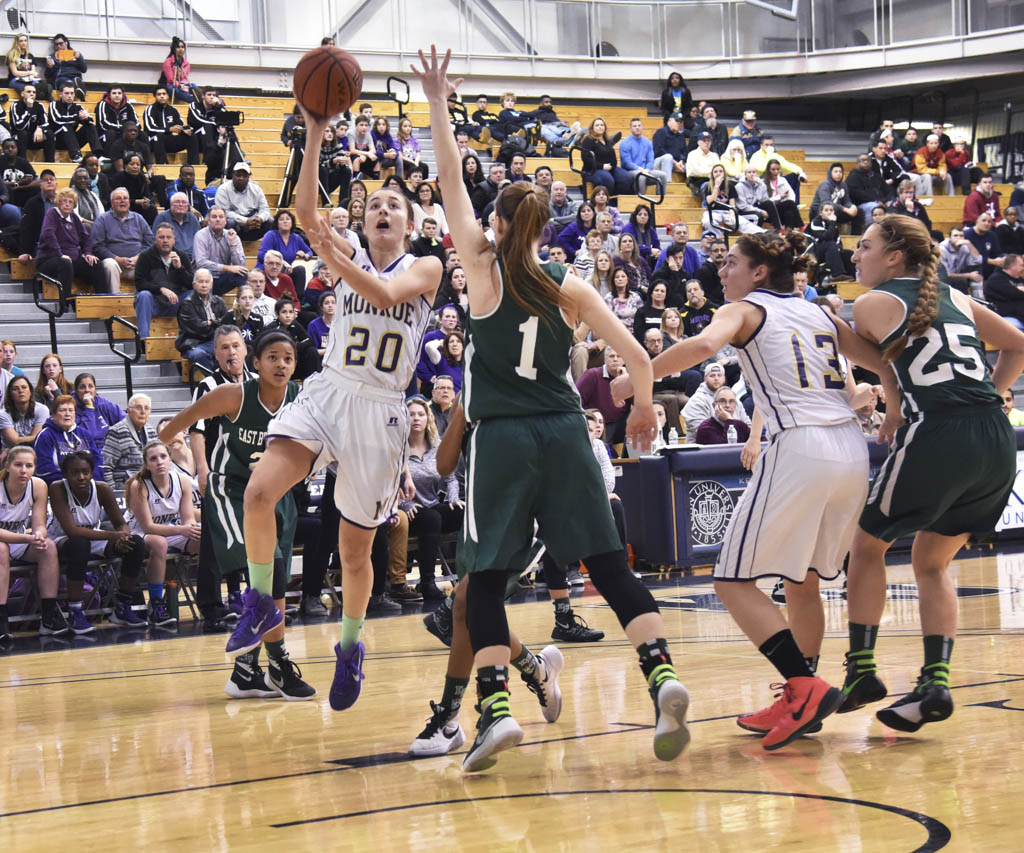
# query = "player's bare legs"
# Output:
<box><xmin>911</xmin><ymin>531</ymin><xmax>967</xmax><ymax>637</ymax></box>
<box><xmin>784</xmin><ymin>573</ymin><xmax>824</xmax><ymax>666</ymax></box>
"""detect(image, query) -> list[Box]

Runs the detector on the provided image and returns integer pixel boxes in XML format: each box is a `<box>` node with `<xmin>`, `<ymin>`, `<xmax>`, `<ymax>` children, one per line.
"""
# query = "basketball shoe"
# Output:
<box><xmin>737</xmin><ymin>683</ymin><xmax>822</xmax><ymax>735</ymax></box>
<box><xmin>837</xmin><ymin>650</ymin><xmax>888</xmax><ymax>713</ymax></box>
<box><xmin>267</xmin><ymin>652</ymin><xmax>317</xmax><ymax>701</ymax></box>
<box><xmin>463</xmin><ymin>691</ymin><xmax>523</xmax><ymax>772</ymax></box>
<box><xmin>329</xmin><ymin>641</ymin><xmax>365</xmax><ymax>711</ymax></box>
<box><xmin>875</xmin><ymin>666</ymin><xmax>953</xmax><ymax>733</ymax></box>
<box><xmin>551</xmin><ymin>612</ymin><xmax>604</xmax><ymax>642</ymax></box>
<box><xmin>521</xmin><ymin>644</ymin><xmax>564</xmax><ymax>723</ymax></box>
<box><xmin>423</xmin><ymin>596</ymin><xmax>453</xmax><ymax>647</ymax></box>
<box><xmin>224</xmin><ymin>654</ymin><xmax>277</xmax><ymax>699</ymax></box>
<box><xmin>409</xmin><ymin>701</ymin><xmax>466</xmax><ymax>756</ymax></box>
<box><xmin>762</xmin><ymin>677</ymin><xmax>842</xmax><ymax>750</ymax></box>
<box><xmin>650</xmin><ymin>674</ymin><xmax>691</xmax><ymax>761</ymax></box>
<box><xmin>225</xmin><ymin>589</ymin><xmax>283</xmax><ymax>657</ymax></box>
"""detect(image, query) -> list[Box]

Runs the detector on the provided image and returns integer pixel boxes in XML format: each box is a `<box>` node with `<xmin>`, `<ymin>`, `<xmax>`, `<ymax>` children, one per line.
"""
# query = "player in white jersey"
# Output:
<box><xmin>126</xmin><ymin>439</ymin><xmax>200</xmax><ymax>627</ymax></box>
<box><xmin>613</xmin><ymin>233</ymin><xmax>898</xmax><ymax>749</ymax></box>
<box><xmin>0</xmin><ymin>447</ymin><xmax>66</xmax><ymax>639</ymax></box>
<box><xmin>240</xmin><ymin>103</ymin><xmax>442</xmax><ymax>711</ymax></box>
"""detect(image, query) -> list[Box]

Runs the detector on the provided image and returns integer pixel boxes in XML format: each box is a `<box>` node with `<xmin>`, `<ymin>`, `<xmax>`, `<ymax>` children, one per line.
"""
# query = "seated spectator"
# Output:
<box><xmin>416</xmin><ymin>304</ymin><xmax>461</xmax><ymax>381</ymax></box>
<box><xmin>88</xmin><ymin>188</ymin><xmax>154</xmax><ymax>292</ymax></box>
<box><xmin>174</xmin><ymin>269</ymin><xmax>230</xmax><ymax>371</ymax></box>
<box><xmin>982</xmin><ymin>254</ymin><xmax>1024</xmax><ymax>324</ymax></box>
<box><xmin>846</xmin><ymin>153</ymin><xmax>887</xmax><ymax>232</ymax></box>
<box><xmin>735</xmin><ymin>165</ymin><xmax>779</xmax><ymax>230</ymax></box>
<box><xmin>685</xmin><ymin>132</ymin><xmax>720</xmax><ymax>195</ymax></box>
<box><xmin>810</xmin><ymin>163</ymin><xmax>858</xmax><ymax>224</ymax></box>
<box><xmin>32</xmin><ymin>396</ymin><xmax>103</xmax><ymax>483</ymax></box>
<box><xmin>401</xmin><ymin>396</ymin><xmax>462</xmax><ymax>600</ymax></box>
<box><xmin>691</xmin><ymin>104</ymin><xmax>728</xmax><ymax>155</ymax></box>
<box><xmin>1002</xmin><ymin>389</ymin><xmax>1024</xmax><ymax>427</ymax></box>
<box><xmin>94</xmin><ymin>86</ymin><xmax>139</xmax><ymax>156</ymax></box>
<box><xmin>72</xmin><ymin>373</ymin><xmax>122</xmax><ymax>449</ymax></box>
<box><xmin>997</xmin><ymin>207</ymin><xmax>1024</xmax><ymax>255</ymax></box>
<box><xmin>589</xmin><ymin>186</ymin><xmax>623</xmax><ymax>233</ymax></box>
<box><xmin>9</xmin><ymin>84</ymin><xmax>55</xmax><ymax>162</ymax></box>
<box><xmin>659</xmin><ymin>72</ymin><xmax>692</xmax><ymax>125</ymax></box>
<box><xmin>621</xmin><ymin>203</ymin><xmax>661</xmax><ymax>264</ymax></box>
<box><xmin>395</xmin><ymin>117</ymin><xmax>426</xmax><ymax>179</ymax></box>
<box><xmin>939</xmin><ymin>227</ymin><xmax>983</xmax><ymax>294</ymax></box>
<box><xmin>720</xmin><ymin>137</ymin><xmax>749</xmax><ymax>180</ymax></box>
<box><xmin>913</xmin><ymin>135</ymin><xmax>954</xmax><ymax>196</ymax></box>
<box><xmin>532</xmin><ymin>94</ymin><xmax>580</xmax><ymax>151</ymax></box>
<box><xmin>620</xmin><ymin>117</ymin><xmax>669</xmax><ymax>195</ymax></box>
<box><xmin>945</xmin><ymin>136</ymin><xmax>982</xmax><ymax>197</ymax></box>
<box><xmin>604</xmin><ymin>267</ymin><xmax>643</xmax><ymax>333</ymax></box>
<box><xmin>102</xmin><ymin>394</ymin><xmax>158</xmax><ymax>489</ymax></box>
<box><xmin>319</xmin><ymin>124</ymin><xmax>351</xmax><ymax>203</ymax></box>
<box><xmin>695</xmin><ymin>386</ymin><xmax>751</xmax><ymax>444</ymax></box>
<box><xmin>411</xmin><ymin>217</ymin><xmax>446</xmax><ymax>262</ymax></box>
<box><xmin>134</xmin><ymin>222</ymin><xmax>194</xmax><ymax>338</ymax></box>
<box><xmin>747</xmin><ymin>136</ymin><xmax>807</xmax><ymax>187</ymax></box>
<box><xmin>470</xmin><ymin>161</ymin><xmax>505</xmax><ymax>220</ymax></box>
<box><xmin>506</xmin><ymin>153</ymin><xmax>531</xmax><ymax>184</ymax></box>
<box><xmin>2</xmin><ymin>136</ymin><xmax>40</xmax><ymax>208</ymax></box>
<box><xmin>868</xmin><ymin>138</ymin><xmax>906</xmax><ymax>201</ymax></box>
<box><xmin>348</xmin><ymin>115</ymin><xmax>376</xmax><ymax>178</ymax></box>
<box><xmin>413</xmin><ymin>183</ymin><xmax>449</xmax><ymax>237</ymax></box>
<box><xmin>145</xmin><ymin>85</ymin><xmax>194</xmax><ymax>163</ymax></box>
<box><xmin>80</xmin><ymin>153</ymin><xmax>111</xmax><ymax>208</ymax></box>
<box><xmin>807</xmin><ymin>203</ymin><xmax>855</xmax><ymax>279</ymax></box>
<box><xmin>887</xmin><ymin>179</ymin><xmax>940</xmax><ymax>241</ymax></box>
<box><xmin>160</xmin><ymin>37</ymin><xmax>196</xmax><ymax>103</ymax></box>
<box><xmin>964</xmin><ymin>211</ymin><xmax>1005</xmax><ymax>277</ymax></box>
<box><xmin>661</xmin><ymin>306</ymin><xmax>684</xmax><ymax>347</ymax></box>
<box><xmin>461</xmin><ymin>153</ymin><xmax>484</xmax><ymax>199</ymax></box>
<box><xmin>429</xmin><ymin>375</ymin><xmax>456</xmax><ymax>436</ymax></box>
<box><xmin>0</xmin><ymin>375</ymin><xmax>48</xmax><ymax>449</ymax></box>
<box><xmin>34</xmin><ymin>354</ymin><xmax>71</xmax><ymax>412</ymax></box>
<box><xmin>214</xmin><ymin>163</ymin><xmax>271</xmax><ymax>240</ymax></box>
<box><xmin>681</xmin><ymin>363</ymin><xmax>749</xmax><ymax>443</ymax></box>
<box><xmin>261</xmin><ymin>296</ymin><xmax>320</xmax><ymax>380</ymax></box>
<box><xmin>681</xmin><ymin>280</ymin><xmax>718</xmax><ymax>337</ymax></box>
<box><xmin>109</xmin><ymin>154</ymin><xmax>158</xmax><ymax>226</ymax></box>
<box><xmin>261</xmin><ymin>251</ymin><xmax>299</xmax><ymax>302</ymax></box>
<box><xmin>632</xmin><ymin>281</ymin><xmax>673</xmax><ymax>344</ymax></box>
<box><xmin>855</xmin><ymin>393</ymin><xmax>884</xmax><ymax>435</ymax></box>
<box><xmin>469</xmin><ymin>95</ymin><xmax>503</xmax><ymax>141</ymax></box>
<box><xmin>793</xmin><ymin>262</ymin><xmax>819</xmax><ymax>301</ymax></box>
<box><xmin>653</xmin><ymin>222</ymin><xmax>701</xmax><ymax>275</ymax></box>
<box><xmin>616</xmin><ymin>232</ymin><xmax>652</xmax><ymax>292</ymax></box>
<box><xmin>576</xmin><ymin>347</ymin><xmax>629</xmax><ymax>445</ymax></box>
<box><xmin>702</xmin><ymin>164</ymin><xmax>763</xmax><ymax>236</ymax></box>
<box><xmin>496</xmin><ymin>91</ymin><xmax>538</xmax><ymax>141</ymax></box>
<box><xmin>153</xmin><ymin>192</ymin><xmax>202</xmax><ymax>254</ymax></box>
<box><xmin>694</xmin><ymin>238</ymin><xmax>728</xmax><ymax>302</ymax></box>
<box><xmin>45</xmin><ymin>33</ymin><xmax>87</xmax><ymax>97</ymax></box>
<box><xmin>257</xmin><ymin>209</ymin><xmax>312</xmax><ymax>293</ymax></box>
<box><xmin>166</xmin><ymin>165</ymin><xmax>208</xmax><ymax>219</ymax></box>
<box><xmin>192</xmin><ymin>205</ymin><xmax>247</xmax><ymax>295</ymax></box>
<box><xmin>329</xmin><ymin>205</ymin><xmax>363</xmax><ymax>253</ymax></box>
<box><xmin>48</xmin><ymin>82</ymin><xmax>102</xmax><ymax>162</ymax></box>
<box><xmin>652</xmin><ymin>111</ymin><xmax>688</xmax><ymax>181</ymax></box>
<box><xmin>594</xmin><ymin>212</ymin><xmax>619</xmax><ymax>255</ymax></box>
<box><xmin>963</xmin><ymin>174</ymin><xmax>1001</xmax><ymax>227</ymax></box>
<box><xmin>644</xmin><ymin>328</ymin><xmax>697</xmax><ymax>433</ymax></box>
<box><xmin>188</xmin><ymin>87</ymin><xmax>243</xmax><ymax>185</ymax></box>
<box><xmin>108</xmin><ymin>121</ymin><xmax>156</xmax><ymax>175</ymax></box>
<box><xmin>418</xmin><ymin>330</ymin><xmax>464</xmax><ymax>395</ymax></box>
<box><xmin>33</xmin><ymin>186</ymin><xmax>107</xmax><ymax>296</ymax></box>
<box><xmin>247</xmin><ymin>268</ymin><xmax>276</xmax><ymax>321</ymax></box>
<box><xmin>6</xmin><ymin>34</ymin><xmax>47</xmax><ymax>96</ymax></box>
<box><xmin>895</xmin><ymin>127</ymin><xmax>919</xmax><ymax>163</ymax></box>
<box><xmin>47</xmin><ymin>450</ymin><xmax>148</xmax><ymax>631</ymax></box>
<box><xmin>434</xmin><ymin>265</ymin><xmax>469</xmax><ymax>321</ymax></box>
<box><xmin>931</xmin><ymin>122</ymin><xmax>953</xmax><ymax>152</ymax></box>
<box><xmin>545</xmin><ymin>180</ymin><xmax>577</xmax><ymax>230</ymax></box>
<box><xmin>579</xmin><ymin>118</ymin><xmax>631</xmax><ymax>197</ymax></box>
<box><xmin>228</xmin><ymin>282</ymin><xmax>265</xmax><ymax>350</ymax></box>
<box><xmin>557</xmin><ymin>202</ymin><xmax>596</xmax><ymax>261</ymax></box>
<box><xmin>371</xmin><ymin>116</ymin><xmax>403</xmax><ymax>178</ymax></box>
<box><xmin>0</xmin><ymin>341</ymin><xmax>24</xmax><ymax>379</ymax></box>
<box><xmin>18</xmin><ymin>169</ymin><xmax>58</xmax><ymax>259</ymax></box>
<box><xmin>70</xmin><ymin>166</ymin><xmax>103</xmax><ymax>228</ymax></box>
<box><xmin>306</xmin><ymin>291</ymin><xmax>335</xmax><ymax>357</ymax></box>
<box><xmin>730</xmin><ymin>110</ymin><xmax>763</xmax><ymax>157</ymax></box>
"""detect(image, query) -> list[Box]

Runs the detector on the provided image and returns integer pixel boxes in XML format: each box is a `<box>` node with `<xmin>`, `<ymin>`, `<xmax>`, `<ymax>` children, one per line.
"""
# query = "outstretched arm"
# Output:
<box><xmin>158</xmin><ymin>383</ymin><xmax>242</xmax><ymax>443</ymax></box>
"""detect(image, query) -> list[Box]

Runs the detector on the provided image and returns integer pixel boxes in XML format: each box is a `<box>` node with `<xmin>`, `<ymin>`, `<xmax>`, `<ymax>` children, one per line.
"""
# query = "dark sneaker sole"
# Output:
<box><xmin>736</xmin><ymin>718</ymin><xmax>822</xmax><ymax>735</ymax></box>
<box><xmin>763</xmin><ymin>687</ymin><xmax>842</xmax><ymax>751</ymax></box>
<box><xmin>653</xmin><ymin>681</ymin><xmax>691</xmax><ymax>761</ymax></box>
<box><xmin>837</xmin><ymin>676</ymin><xmax>888</xmax><ymax>714</ymax></box>
<box><xmin>462</xmin><ymin>717</ymin><xmax>524</xmax><ymax>772</ymax></box>
<box><xmin>269</xmin><ymin>679</ymin><xmax>317</xmax><ymax>701</ymax></box>
<box><xmin>876</xmin><ymin>692</ymin><xmax>953</xmax><ymax>733</ymax></box>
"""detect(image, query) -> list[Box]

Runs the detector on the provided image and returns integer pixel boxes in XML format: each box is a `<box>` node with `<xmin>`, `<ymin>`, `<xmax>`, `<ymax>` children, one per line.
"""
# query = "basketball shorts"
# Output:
<box><xmin>860</xmin><ymin>405</ymin><xmax>1016</xmax><ymax>542</ymax></box>
<box><xmin>714</xmin><ymin>420</ymin><xmax>869</xmax><ymax>583</ymax></box>
<box><xmin>204</xmin><ymin>472</ymin><xmax>296</xmax><ymax>578</ymax></box>
<box><xmin>266</xmin><ymin>368</ymin><xmax>408</xmax><ymax>529</ymax></box>
<box><xmin>8</xmin><ymin>542</ymin><xmax>30</xmax><ymax>560</ymax></box>
<box><xmin>458</xmin><ymin>412</ymin><xmax>622</xmax><ymax>576</ymax></box>
<box><xmin>129</xmin><ymin>524</ymin><xmax>189</xmax><ymax>553</ymax></box>
<box><xmin>52</xmin><ymin>536</ymin><xmax>107</xmax><ymax>557</ymax></box>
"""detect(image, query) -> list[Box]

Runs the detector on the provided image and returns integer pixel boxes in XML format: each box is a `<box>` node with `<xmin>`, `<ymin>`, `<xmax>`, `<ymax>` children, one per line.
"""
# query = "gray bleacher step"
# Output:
<box><xmin>0</xmin><ymin>291</ymin><xmax>37</xmax><ymax>303</ymax></box>
<box><xmin>5</xmin><ymin>302</ymin><xmax>68</xmax><ymax>321</ymax></box>
<box><xmin>15</xmin><ymin>341</ymin><xmax>149</xmax><ymax>362</ymax></box>
<box><xmin>5</xmin><ymin>321</ymin><xmax>97</xmax><ymax>341</ymax></box>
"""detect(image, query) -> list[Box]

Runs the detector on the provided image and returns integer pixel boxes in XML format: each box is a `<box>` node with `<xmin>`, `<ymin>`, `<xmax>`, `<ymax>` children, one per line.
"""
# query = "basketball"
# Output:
<box><xmin>292</xmin><ymin>45</ymin><xmax>362</xmax><ymax>119</ymax></box>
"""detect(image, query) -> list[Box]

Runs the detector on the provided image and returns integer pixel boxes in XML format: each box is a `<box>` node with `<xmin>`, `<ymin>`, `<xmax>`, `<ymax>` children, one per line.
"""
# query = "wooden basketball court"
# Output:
<box><xmin>2</xmin><ymin>551</ymin><xmax>1022</xmax><ymax>850</ymax></box>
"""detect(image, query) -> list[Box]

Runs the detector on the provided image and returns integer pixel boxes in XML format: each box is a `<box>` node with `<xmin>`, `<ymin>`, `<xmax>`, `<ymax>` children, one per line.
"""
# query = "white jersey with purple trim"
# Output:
<box><xmin>129</xmin><ymin>474</ymin><xmax>184</xmax><ymax>536</ymax></box>
<box><xmin>326</xmin><ymin>250</ymin><xmax>433</xmax><ymax>393</ymax></box>
<box><xmin>736</xmin><ymin>290</ymin><xmax>855</xmax><ymax>437</ymax></box>
<box><xmin>0</xmin><ymin>478</ymin><xmax>34</xmax><ymax>535</ymax></box>
<box><xmin>47</xmin><ymin>479</ymin><xmax>102</xmax><ymax>542</ymax></box>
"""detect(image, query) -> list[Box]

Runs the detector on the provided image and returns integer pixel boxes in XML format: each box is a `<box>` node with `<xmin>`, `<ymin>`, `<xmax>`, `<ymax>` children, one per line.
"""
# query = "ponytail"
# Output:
<box><xmin>872</xmin><ymin>215</ymin><xmax>941</xmax><ymax>363</ymax></box>
<box><xmin>495</xmin><ymin>182</ymin><xmax>564</xmax><ymax>319</ymax></box>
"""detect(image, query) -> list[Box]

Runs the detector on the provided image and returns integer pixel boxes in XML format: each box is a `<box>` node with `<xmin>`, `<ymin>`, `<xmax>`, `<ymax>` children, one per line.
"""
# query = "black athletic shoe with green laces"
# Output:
<box><xmin>837</xmin><ymin>650</ymin><xmax>888</xmax><ymax>713</ymax></box>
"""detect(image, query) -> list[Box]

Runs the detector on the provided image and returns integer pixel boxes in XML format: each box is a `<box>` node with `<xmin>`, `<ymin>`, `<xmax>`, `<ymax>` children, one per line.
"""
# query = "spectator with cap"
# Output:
<box><xmin>730</xmin><ymin>110</ymin><xmax>763</xmax><ymax>157</ymax></box>
<box><xmin>653</xmin><ymin>112</ymin><xmax>688</xmax><ymax>183</ymax></box>
<box><xmin>685</xmin><ymin>131</ymin><xmax>720</xmax><ymax>196</ymax></box>
<box><xmin>997</xmin><ymin>207</ymin><xmax>1024</xmax><ymax>255</ymax></box>
<box><xmin>963</xmin><ymin>174</ymin><xmax>1001</xmax><ymax>227</ymax></box>
<box><xmin>691</xmin><ymin>104</ymin><xmax>728</xmax><ymax>155</ymax></box>
<box><xmin>620</xmin><ymin>117</ymin><xmax>669</xmax><ymax>196</ymax></box>
<box><xmin>153</xmin><ymin>192</ymin><xmax>202</xmax><ymax>254</ymax></box>
<box><xmin>214</xmin><ymin>162</ymin><xmax>271</xmax><ymax>240</ymax></box>
<box><xmin>913</xmin><ymin>134</ymin><xmax>954</xmax><ymax>196</ymax></box>
<box><xmin>87</xmin><ymin>187</ymin><xmax>154</xmax><ymax>292</ymax></box>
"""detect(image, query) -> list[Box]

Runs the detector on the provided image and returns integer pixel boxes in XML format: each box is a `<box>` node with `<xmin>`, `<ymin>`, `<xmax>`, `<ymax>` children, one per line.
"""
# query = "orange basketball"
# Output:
<box><xmin>293</xmin><ymin>46</ymin><xmax>363</xmax><ymax>119</ymax></box>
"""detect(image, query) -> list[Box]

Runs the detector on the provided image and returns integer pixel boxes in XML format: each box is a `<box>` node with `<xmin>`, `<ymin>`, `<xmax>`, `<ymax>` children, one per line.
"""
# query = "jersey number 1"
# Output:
<box><xmin>516</xmin><ymin>316</ymin><xmax>539</xmax><ymax>381</ymax></box>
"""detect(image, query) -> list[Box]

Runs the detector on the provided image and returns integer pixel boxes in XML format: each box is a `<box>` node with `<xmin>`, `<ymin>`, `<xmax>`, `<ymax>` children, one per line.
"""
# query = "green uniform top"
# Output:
<box><xmin>876</xmin><ymin>277</ymin><xmax>1001</xmax><ymax>416</ymax></box>
<box><xmin>463</xmin><ymin>259</ymin><xmax>582</xmax><ymax>421</ymax></box>
<box><xmin>209</xmin><ymin>378</ymin><xmax>299</xmax><ymax>481</ymax></box>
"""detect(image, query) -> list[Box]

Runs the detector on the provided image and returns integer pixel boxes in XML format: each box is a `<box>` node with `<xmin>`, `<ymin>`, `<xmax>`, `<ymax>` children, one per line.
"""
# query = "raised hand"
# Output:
<box><xmin>410</xmin><ymin>45</ymin><xmax>464</xmax><ymax>104</ymax></box>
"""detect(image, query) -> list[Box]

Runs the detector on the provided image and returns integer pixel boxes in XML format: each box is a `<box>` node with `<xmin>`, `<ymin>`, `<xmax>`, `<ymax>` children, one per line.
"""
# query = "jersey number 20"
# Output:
<box><xmin>344</xmin><ymin>326</ymin><xmax>405</xmax><ymax>373</ymax></box>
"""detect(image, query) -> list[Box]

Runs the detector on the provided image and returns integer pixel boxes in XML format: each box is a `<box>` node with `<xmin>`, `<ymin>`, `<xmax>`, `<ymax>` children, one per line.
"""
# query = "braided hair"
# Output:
<box><xmin>871</xmin><ymin>214</ymin><xmax>941</xmax><ymax>363</ymax></box>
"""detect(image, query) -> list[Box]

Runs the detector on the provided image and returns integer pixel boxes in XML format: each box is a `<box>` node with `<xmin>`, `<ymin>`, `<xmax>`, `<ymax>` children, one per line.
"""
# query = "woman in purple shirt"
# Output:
<box><xmin>371</xmin><ymin>116</ymin><xmax>403</xmax><ymax>178</ymax></box>
<box><xmin>34</xmin><ymin>187</ymin><xmax>107</xmax><ymax>295</ymax></box>
<box><xmin>72</xmin><ymin>372</ymin><xmax>123</xmax><ymax>449</ymax></box>
<box><xmin>257</xmin><ymin>209</ymin><xmax>313</xmax><ymax>294</ymax></box>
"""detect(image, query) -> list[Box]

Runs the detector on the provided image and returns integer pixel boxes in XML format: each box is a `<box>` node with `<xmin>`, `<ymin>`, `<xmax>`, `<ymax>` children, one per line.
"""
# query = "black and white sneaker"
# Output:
<box><xmin>522</xmin><ymin>645</ymin><xmax>564</xmax><ymax>723</ymax></box>
<box><xmin>552</xmin><ymin>612</ymin><xmax>604</xmax><ymax>643</ymax></box>
<box><xmin>876</xmin><ymin>676</ymin><xmax>953</xmax><ymax>733</ymax></box>
<box><xmin>39</xmin><ymin>608</ymin><xmax>71</xmax><ymax>637</ymax></box>
<box><xmin>0</xmin><ymin>611</ymin><xmax>10</xmax><ymax>643</ymax></box>
<box><xmin>408</xmin><ymin>701</ymin><xmax>466</xmax><ymax>757</ymax></box>
<box><xmin>770</xmin><ymin>579</ymin><xmax>786</xmax><ymax>604</ymax></box>
<box><xmin>224</xmin><ymin>658</ymin><xmax>277</xmax><ymax>699</ymax></box>
<box><xmin>462</xmin><ymin>694</ymin><xmax>523</xmax><ymax>773</ymax></box>
<box><xmin>267</xmin><ymin>653</ymin><xmax>317</xmax><ymax>701</ymax></box>
<box><xmin>423</xmin><ymin>597</ymin><xmax>453</xmax><ymax>647</ymax></box>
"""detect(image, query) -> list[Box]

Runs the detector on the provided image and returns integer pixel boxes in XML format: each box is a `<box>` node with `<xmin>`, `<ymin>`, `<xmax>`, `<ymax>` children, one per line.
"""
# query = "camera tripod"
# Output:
<box><xmin>278</xmin><ymin>141</ymin><xmax>332</xmax><ymax>209</ymax></box>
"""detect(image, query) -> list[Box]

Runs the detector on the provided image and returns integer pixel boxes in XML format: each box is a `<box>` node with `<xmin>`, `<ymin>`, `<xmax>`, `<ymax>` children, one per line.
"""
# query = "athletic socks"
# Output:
<box><xmin>246</xmin><ymin>560</ymin><xmax>274</xmax><ymax>596</ymax></box>
<box><xmin>844</xmin><ymin>622</ymin><xmax>880</xmax><ymax>687</ymax></box>
<box><xmin>265</xmin><ymin>638</ymin><xmax>287</xmax><ymax>661</ymax></box>
<box><xmin>849</xmin><ymin>622</ymin><xmax>879</xmax><ymax>653</ymax></box>
<box><xmin>440</xmin><ymin>676</ymin><xmax>470</xmax><ymax>716</ymax></box>
<box><xmin>148</xmin><ymin>583</ymin><xmax>164</xmax><ymax>603</ymax></box>
<box><xmin>40</xmin><ymin>598</ymin><xmax>58</xmax><ymax>618</ymax></box>
<box><xmin>511</xmin><ymin>644</ymin><xmax>539</xmax><ymax>677</ymax></box>
<box><xmin>340</xmin><ymin>614</ymin><xmax>364</xmax><ymax>651</ymax></box>
<box><xmin>805</xmin><ymin>655</ymin><xmax>819</xmax><ymax>675</ymax></box>
<box><xmin>553</xmin><ymin>598</ymin><xmax>572</xmax><ymax>616</ymax></box>
<box><xmin>476</xmin><ymin>665</ymin><xmax>511</xmax><ymax>708</ymax></box>
<box><xmin>758</xmin><ymin>629</ymin><xmax>815</xmax><ymax>680</ymax></box>
<box><xmin>237</xmin><ymin>647</ymin><xmax>261</xmax><ymax>667</ymax></box>
<box><xmin>637</xmin><ymin>638</ymin><xmax>678</xmax><ymax>689</ymax></box>
<box><xmin>921</xmin><ymin>635</ymin><xmax>953</xmax><ymax>687</ymax></box>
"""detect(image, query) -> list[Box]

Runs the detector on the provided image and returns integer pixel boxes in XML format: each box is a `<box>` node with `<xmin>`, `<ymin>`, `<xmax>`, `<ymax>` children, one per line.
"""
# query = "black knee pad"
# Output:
<box><xmin>466</xmin><ymin>571</ymin><xmax>510</xmax><ymax>653</ymax></box>
<box><xmin>272</xmin><ymin>556</ymin><xmax>288</xmax><ymax>600</ymax></box>
<box><xmin>118</xmin><ymin>535</ymin><xmax>148</xmax><ymax>578</ymax></box>
<box><xmin>60</xmin><ymin>537</ymin><xmax>92</xmax><ymax>581</ymax></box>
<box><xmin>584</xmin><ymin>550</ymin><xmax>658</xmax><ymax>629</ymax></box>
<box><xmin>541</xmin><ymin>552</ymin><xmax>569</xmax><ymax>591</ymax></box>
<box><xmin>609</xmin><ymin>498</ymin><xmax>627</xmax><ymax>549</ymax></box>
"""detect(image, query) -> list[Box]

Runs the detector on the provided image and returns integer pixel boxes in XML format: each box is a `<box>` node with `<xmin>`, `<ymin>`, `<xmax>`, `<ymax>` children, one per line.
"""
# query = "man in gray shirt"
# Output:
<box><xmin>213</xmin><ymin>162</ymin><xmax>271</xmax><ymax>240</ymax></box>
<box><xmin>192</xmin><ymin>206</ymin><xmax>247</xmax><ymax>295</ymax></box>
<box><xmin>153</xmin><ymin>192</ymin><xmax>202</xmax><ymax>254</ymax></box>
<box><xmin>549</xmin><ymin>181</ymin><xmax>579</xmax><ymax>228</ymax></box>
<box><xmin>88</xmin><ymin>188</ymin><xmax>155</xmax><ymax>292</ymax></box>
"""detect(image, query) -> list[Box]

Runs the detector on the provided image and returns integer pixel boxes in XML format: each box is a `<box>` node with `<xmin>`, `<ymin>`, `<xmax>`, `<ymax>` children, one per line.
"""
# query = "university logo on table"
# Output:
<box><xmin>689</xmin><ymin>480</ymin><xmax>734</xmax><ymax>546</ymax></box>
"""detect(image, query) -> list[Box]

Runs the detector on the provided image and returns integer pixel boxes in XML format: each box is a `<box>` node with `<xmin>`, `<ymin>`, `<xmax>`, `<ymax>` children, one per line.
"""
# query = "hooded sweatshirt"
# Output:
<box><xmin>810</xmin><ymin>167</ymin><xmax>853</xmax><ymax>219</ymax></box>
<box><xmin>74</xmin><ymin>395</ymin><xmax>124</xmax><ymax>448</ymax></box>
<box><xmin>33</xmin><ymin>418</ymin><xmax>104</xmax><ymax>483</ymax></box>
